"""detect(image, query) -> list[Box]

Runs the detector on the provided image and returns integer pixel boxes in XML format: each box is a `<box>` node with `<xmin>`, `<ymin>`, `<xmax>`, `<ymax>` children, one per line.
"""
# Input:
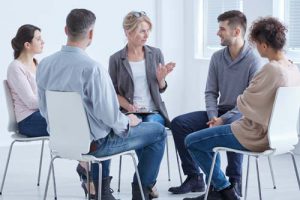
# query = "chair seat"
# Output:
<box><xmin>213</xmin><ymin>147</ymin><xmax>275</xmax><ymax>156</ymax></box>
<box><xmin>11</xmin><ymin>133</ymin><xmax>49</xmax><ymax>142</ymax></box>
<box><xmin>51</xmin><ymin>149</ymin><xmax>136</xmax><ymax>162</ymax></box>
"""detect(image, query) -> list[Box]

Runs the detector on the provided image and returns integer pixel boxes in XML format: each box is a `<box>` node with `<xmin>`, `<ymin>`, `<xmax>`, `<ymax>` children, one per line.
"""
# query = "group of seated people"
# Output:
<box><xmin>6</xmin><ymin>7</ymin><xmax>300</xmax><ymax>200</ymax></box>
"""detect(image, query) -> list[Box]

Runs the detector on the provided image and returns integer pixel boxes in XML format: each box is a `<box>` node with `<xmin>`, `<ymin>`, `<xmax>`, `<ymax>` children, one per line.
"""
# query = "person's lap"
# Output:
<box><xmin>17</xmin><ymin>111</ymin><xmax>49</xmax><ymax>137</ymax></box>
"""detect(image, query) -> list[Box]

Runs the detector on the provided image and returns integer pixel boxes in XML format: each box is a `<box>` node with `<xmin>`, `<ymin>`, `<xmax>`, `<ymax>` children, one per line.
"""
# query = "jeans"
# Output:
<box><xmin>90</xmin><ymin>122</ymin><xmax>166</xmax><ymax>187</ymax></box>
<box><xmin>18</xmin><ymin>111</ymin><xmax>49</xmax><ymax>137</ymax></box>
<box><xmin>185</xmin><ymin>124</ymin><xmax>248</xmax><ymax>191</ymax></box>
<box><xmin>136</xmin><ymin>113</ymin><xmax>165</xmax><ymax>126</ymax></box>
<box><xmin>90</xmin><ymin>113</ymin><xmax>165</xmax><ymax>181</ymax></box>
<box><xmin>171</xmin><ymin>110</ymin><xmax>243</xmax><ymax>181</ymax></box>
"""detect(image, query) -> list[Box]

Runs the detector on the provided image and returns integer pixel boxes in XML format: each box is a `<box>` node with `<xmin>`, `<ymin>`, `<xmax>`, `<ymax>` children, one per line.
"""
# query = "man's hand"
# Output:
<box><xmin>207</xmin><ymin>117</ymin><xmax>223</xmax><ymax>128</ymax></box>
<box><xmin>128</xmin><ymin>114</ymin><xmax>142</xmax><ymax>127</ymax></box>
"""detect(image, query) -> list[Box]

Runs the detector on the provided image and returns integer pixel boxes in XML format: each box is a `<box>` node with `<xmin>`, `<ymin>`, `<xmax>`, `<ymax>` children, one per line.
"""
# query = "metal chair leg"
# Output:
<box><xmin>289</xmin><ymin>152</ymin><xmax>300</xmax><ymax>190</ymax></box>
<box><xmin>51</xmin><ymin>160</ymin><xmax>57</xmax><ymax>200</ymax></box>
<box><xmin>255</xmin><ymin>157</ymin><xmax>262</xmax><ymax>200</ymax></box>
<box><xmin>166</xmin><ymin>136</ymin><xmax>171</xmax><ymax>181</ymax></box>
<box><xmin>175</xmin><ymin>148</ymin><xmax>183</xmax><ymax>184</ymax></box>
<box><xmin>97</xmin><ymin>162</ymin><xmax>102</xmax><ymax>200</ymax></box>
<box><xmin>267</xmin><ymin>156</ymin><xmax>276</xmax><ymax>189</ymax></box>
<box><xmin>117</xmin><ymin>156</ymin><xmax>122</xmax><ymax>192</ymax></box>
<box><xmin>204</xmin><ymin>151</ymin><xmax>218</xmax><ymax>200</ymax></box>
<box><xmin>87</xmin><ymin>162</ymin><xmax>91</xmax><ymax>200</ymax></box>
<box><xmin>0</xmin><ymin>140</ymin><xmax>16</xmax><ymax>195</ymax></box>
<box><xmin>43</xmin><ymin>156</ymin><xmax>58</xmax><ymax>200</ymax></box>
<box><xmin>129</xmin><ymin>153</ymin><xmax>145</xmax><ymax>200</ymax></box>
<box><xmin>244</xmin><ymin>155</ymin><xmax>250</xmax><ymax>200</ymax></box>
<box><xmin>37</xmin><ymin>140</ymin><xmax>45</xmax><ymax>186</ymax></box>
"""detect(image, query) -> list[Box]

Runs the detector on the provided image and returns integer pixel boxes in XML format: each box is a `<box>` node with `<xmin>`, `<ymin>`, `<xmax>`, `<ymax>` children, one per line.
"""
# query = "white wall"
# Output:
<box><xmin>0</xmin><ymin>0</ymin><xmax>180</xmax><ymax>146</ymax></box>
<box><xmin>156</xmin><ymin>0</ymin><xmax>185</xmax><ymax>119</ymax></box>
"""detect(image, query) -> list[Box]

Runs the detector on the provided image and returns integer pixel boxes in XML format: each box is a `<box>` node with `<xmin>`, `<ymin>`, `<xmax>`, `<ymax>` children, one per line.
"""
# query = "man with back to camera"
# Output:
<box><xmin>169</xmin><ymin>10</ymin><xmax>261</xmax><ymax>197</ymax></box>
<box><xmin>36</xmin><ymin>8</ymin><xmax>166</xmax><ymax>200</ymax></box>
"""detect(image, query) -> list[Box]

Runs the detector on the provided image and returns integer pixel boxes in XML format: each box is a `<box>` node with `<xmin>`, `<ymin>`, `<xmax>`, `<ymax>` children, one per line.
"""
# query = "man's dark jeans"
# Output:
<box><xmin>171</xmin><ymin>110</ymin><xmax>243</xmax><ymax>182</ymax></box>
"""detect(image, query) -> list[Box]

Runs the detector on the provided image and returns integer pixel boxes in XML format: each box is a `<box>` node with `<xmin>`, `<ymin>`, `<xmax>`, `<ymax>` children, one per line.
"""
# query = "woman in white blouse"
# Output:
<box><xmin>7</xmin><ymin>24</ymin><xmax>48</xmax><ymax>137</ymax></box>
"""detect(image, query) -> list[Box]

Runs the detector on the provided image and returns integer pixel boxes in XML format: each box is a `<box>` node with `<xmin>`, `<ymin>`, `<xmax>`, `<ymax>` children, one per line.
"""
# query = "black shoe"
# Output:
<box><xmin>132</xmin><ymin>182</ymin><xmax>152</xmax><ymax>200</ymax></box>
<box><xmin>169</xmin><ymin>174</ymin><xmax>206</xmax><ymax>194</ymax></box>
<box><xmin>149</xmin><ymin>185</ymin><xmax>159</xmax><ymax>199</ymax></box>
<box><xmin>182</xmin><ymin>190</ymin><xmax>222</xmax><ymax>200</ymax></box>
<box><xmin>93</xmin><ymin>176</ymin><xmax>116</xmax><ymax>200</ymax></box>
<box><xmin>220</xmin><ymin>185</ymin><xmax>240</xmax><ymax>200</ymax></box>
<box><xmin>229</xmin><ymin>178</ymin><xmax>242</xmax><ymax>197</ymax></box>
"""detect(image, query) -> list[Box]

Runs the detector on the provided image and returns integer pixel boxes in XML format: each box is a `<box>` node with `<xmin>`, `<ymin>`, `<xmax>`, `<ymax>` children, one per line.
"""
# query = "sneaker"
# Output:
<box><xmin>168</xmin><ymin>174</ymin><xmax>205</xmax><ymax>194</ymax></box>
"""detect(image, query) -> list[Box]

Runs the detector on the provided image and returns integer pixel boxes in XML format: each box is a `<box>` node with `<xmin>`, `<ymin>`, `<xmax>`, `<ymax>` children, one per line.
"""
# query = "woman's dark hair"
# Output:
<box><xmin>11</xmin><ymin>24</ymin><xmax>41</xmax><ymax>59</ymax></box>
<box><xmin>249</xmin><ymin>17</ymin><xmax>287</xmax><ymax>51</ymax></box>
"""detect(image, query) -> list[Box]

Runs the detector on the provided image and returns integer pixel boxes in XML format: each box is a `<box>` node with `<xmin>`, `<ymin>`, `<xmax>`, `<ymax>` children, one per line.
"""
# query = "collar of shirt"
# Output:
<box><xmin>61</xmin><ymin>45</ymin><xmax>88</xmax><ymax>56</ymax></box>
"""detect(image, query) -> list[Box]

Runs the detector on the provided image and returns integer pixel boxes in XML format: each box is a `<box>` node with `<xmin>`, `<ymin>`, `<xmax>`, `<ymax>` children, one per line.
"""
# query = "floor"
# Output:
<box><xmin>0</xmin><ymin>135</ymin><xmax>300</xmax><ymax>200</ymax></box>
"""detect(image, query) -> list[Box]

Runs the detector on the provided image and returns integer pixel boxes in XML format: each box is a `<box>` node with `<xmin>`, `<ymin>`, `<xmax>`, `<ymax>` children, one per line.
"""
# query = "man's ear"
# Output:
<box><xmin>235</xmin><ymin>27</ymin><xmax>241</xmax><ymax>37</ymax></box>
<box><xmin>64</xmin><ymin>26</ymin><xmax>68</xmax><ymax>36</ymax></box>
<box><xmin>88</xmin><ymin>28</ymin><xmax>94</xmax><ymax>40</ymax></box>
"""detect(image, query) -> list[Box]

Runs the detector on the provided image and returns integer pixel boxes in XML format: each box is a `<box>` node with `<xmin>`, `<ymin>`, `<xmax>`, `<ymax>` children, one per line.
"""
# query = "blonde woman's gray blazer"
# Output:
<box><xmin>108</xmin><ymin>45</ymin><xmax>170</xmax><ymax>127</ymax></box>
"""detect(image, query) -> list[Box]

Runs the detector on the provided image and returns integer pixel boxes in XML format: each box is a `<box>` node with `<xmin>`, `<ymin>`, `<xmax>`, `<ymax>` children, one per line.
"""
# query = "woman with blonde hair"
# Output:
<box><xmin>108</xmin><ymin>11</ymin><xmax>175</xmax><ymax>199</ymax></box>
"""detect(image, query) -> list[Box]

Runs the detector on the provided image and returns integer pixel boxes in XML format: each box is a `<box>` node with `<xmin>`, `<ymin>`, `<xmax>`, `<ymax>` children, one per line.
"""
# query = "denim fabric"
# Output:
<box><xmin>90</xmin><ymin>122</ymin><xmax>166</xmax><ymax>186</ymax></box>
<box><xmin>185</xmin><ymin>124</ymin><xmax>248</xmax><ymax>191</ymax></box>
<box><xmin>171</xmin><ymin>110</ymin><xmax>243</xmax><ymax>180</ymax></box>
<box><xmin>136</xmin><ymin>113</ymin><xmax>165</xmax><ymax>126</ymax></box>
<box><xmin>17</xmin><ymin>111</ymin><xmax>49</xmax><ymax>137</ymax></box>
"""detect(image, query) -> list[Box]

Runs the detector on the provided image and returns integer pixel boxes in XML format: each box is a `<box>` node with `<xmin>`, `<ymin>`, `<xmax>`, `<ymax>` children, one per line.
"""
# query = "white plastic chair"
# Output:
<box><xmin>0</xmin><ymin>80</ymin><xmax>51</xmax><ymax>195</ymax></box>
<box><xmin>43</xmin><ymin>91</ymin><xmax>145</xmax><ymax>200</ymax></box>
<box><xmin>204</xmin><ymin>87</ymin><xmax>300</xmax><ymax>200</ymax></box>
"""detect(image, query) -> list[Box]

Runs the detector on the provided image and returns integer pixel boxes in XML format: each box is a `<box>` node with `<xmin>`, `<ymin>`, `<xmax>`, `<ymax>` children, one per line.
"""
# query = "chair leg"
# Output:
<box><xmin>129</xmin><ymin>153</ymin><xmax>145</xmax><ymax>200</ymax></box>
<box><xmin>87</xmin><ymin>162</ymin><xmax>91</xmax><ymax>200</ymax></box>
<box><xmin>244</xmin><ymin>155</ymin><xmax>250</xmax><ymax>200</ymax></box>
<box><xmin>97</xmin><ymin>162</ymin><xmax>102</xmax><ymax>200</ymax></box>
<box><xmin>0</xmin><ymin>140</ymin><xmax>16</xmax><ymax>195</ymax></box>
<box><xmin>166</xmin><ymin>136</ymin><xmax>171</xmax><ymax>181</ymax></box>
<box><xmin>289</xmin><ymin>152</ymin><xmax>300</xmax><ymax>190</ymax></box>
<box><xmin>267</xmin><ymin>156</ymin><xmax>276</xmax><ymax>189</ymax></box>
<box><xmin>175</xmin><ymin>148</ymin><xmax>183</xmax><ymax>184</ymax></box>
<box><xmin>43</xmin><ymin>156</ymin><xmax>58</xmax><ymax>200</ymax></box>
<box><xmin>204</xmin><ymin>151</ymin><xmax>218</xmax><ymax>200</ymax></box>
<box><xmin>117</xmin><ymin>156</ymin><xmax>122</xmax><ymax>192</ymax></box>
<box><xmin>50</xmin><ymin>154</ymin><xmax>57</xmax><ymax>200</ymax></box>
<box><xmin>255</xmin><ymin>157</ymin><xmax>262</xmax><ymax>200</ymax></box>
<box><xmin>37</xmin><ymin>140</ymin><xmax>45</xmax><ymax>186</ymax></box>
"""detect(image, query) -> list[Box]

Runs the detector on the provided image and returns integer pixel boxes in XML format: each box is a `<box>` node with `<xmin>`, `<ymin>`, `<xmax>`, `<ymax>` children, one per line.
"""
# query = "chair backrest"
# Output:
<box><xmin>46</xmin><ymin>91</ymin><xmax>91</xmax><ymax>160</ymax></box>
<box><xmin>268</xmin><ymin>87</ymin><xmax>300</xmax><ymax>155</ymax></box>
<box><xmin>3</xmin><ymin>80</ymin><xmax>18</xmax><ymax>132</ymax></box>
